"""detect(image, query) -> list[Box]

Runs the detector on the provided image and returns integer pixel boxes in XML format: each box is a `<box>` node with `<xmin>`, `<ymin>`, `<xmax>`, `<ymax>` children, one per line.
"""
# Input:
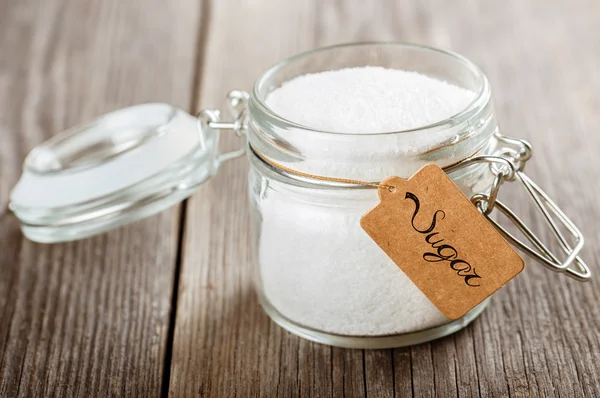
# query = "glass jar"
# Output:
<box><xmin>246</xmin><ymin>43</ymin><xmax>498</xmax><ymax>348</ymax></box>
<box><xmin>10</xmin><ymin>42</ymin><xmax>590</xmax><ymax>349</ymax></box>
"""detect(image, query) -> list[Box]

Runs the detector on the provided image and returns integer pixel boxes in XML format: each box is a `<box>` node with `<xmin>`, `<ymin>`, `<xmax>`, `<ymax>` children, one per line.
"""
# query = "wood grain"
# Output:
<box><xmin>1</xmin><ymin>0</ymin><xmax>599</xmax><ymax>397</ymax></box>
<box><xmin>167</xmin><ymin>1</ymin><xmax>322</xmax><ymax>396</ymax></box>
<box><xmin>0</xmin><ymin>0</ymin><xmax>200</xmax><ymax>396</ymax></box>
<box><xmin>171</xmin><ymin>0</ymin><xmax>600</xmax><ymax>397</ymax></box>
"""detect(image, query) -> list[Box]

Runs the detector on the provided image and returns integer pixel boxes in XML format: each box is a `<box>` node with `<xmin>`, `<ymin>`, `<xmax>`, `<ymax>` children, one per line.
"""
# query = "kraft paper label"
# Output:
<box><xmin>360</xmin><ymin>164</ymin><xmax>524</xmax><ymax>320</ymax></box>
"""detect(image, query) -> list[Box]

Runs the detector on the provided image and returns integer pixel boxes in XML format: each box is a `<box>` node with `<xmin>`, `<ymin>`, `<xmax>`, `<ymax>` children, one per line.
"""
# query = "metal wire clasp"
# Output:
<box><xmin>448</xmin><ymin>133</ymin><xmax>591</xmax><ymax>281</ymax></box>
<box><xmin>196</xmin><ymin>90</ymin><xmax>249</xmax><ymax>165</ymax></box>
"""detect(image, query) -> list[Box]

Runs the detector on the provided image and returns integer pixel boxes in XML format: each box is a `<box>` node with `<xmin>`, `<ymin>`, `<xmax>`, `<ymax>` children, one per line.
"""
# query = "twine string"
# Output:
<box><xmin>253</xmin><ymin>149</ymin><xmax>395</xmax><ymax>190</ymax></box>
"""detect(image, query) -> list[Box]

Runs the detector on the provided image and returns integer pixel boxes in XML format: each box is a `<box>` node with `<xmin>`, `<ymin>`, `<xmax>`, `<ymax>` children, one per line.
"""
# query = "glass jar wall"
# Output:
<box><xmin>246</xmin><ymin>43</ymin><xmax>499</xmax><ymax>348</ymax></box>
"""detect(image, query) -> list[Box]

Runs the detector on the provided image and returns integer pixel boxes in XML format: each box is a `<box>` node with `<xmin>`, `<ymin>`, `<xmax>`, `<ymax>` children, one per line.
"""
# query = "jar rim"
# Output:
<box><xmin>251</xmin><ymin>41</ymin><xmax>490</xmax><ymax>136</ymax></box>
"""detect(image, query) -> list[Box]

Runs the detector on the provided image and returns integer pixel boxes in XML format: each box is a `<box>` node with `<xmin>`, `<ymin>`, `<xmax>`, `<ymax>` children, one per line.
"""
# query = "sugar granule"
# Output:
<box><xmin>265</xmin><ymin>66</ymin><xmax>475</xmax><ymax>133</ymax></box>
<box><xmin>259</xmin><ymin>67</ymin><xmax>477</xmax><ymax>335</ymax></box>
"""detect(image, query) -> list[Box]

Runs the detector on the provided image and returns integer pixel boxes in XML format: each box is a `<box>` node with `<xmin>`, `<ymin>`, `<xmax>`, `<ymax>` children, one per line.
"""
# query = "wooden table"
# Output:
<box><xmin>1</xmin><ymin>0</ymin><xmax>599</xmax><ymax>397</ymax></box>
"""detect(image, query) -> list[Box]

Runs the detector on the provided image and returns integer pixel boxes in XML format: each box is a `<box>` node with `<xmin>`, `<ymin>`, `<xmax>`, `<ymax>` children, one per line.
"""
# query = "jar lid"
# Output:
<box><xmin>9</xmin><ymin>103</ymin><xmax>219</xmax><ymax>243</ymax></box>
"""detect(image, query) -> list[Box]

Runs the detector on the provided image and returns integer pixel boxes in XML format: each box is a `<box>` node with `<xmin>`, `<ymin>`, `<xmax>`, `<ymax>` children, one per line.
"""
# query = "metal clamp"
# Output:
<box><xmin>196</xmin><ymin>90</ymin><xmax>249</xmax><ymax>165</ymax></box>
<box><xmin>449</xmin><ymin>133</ymin><xmax>591</xmax><ymax>281</ymax></box>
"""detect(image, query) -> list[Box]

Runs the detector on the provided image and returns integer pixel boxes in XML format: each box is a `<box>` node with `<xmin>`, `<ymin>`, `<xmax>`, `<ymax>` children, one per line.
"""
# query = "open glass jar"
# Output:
<box><xmin>10</xmin><ymin>43</ymin><xmax>590</xmax><ymax>349</ymax></box>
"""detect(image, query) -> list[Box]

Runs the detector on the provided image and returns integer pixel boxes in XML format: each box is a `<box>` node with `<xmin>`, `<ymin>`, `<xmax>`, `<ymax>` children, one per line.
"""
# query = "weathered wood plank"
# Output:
<box><xmin>331</xmin><ymin>348</ymin><xmax>365</xmax><ymax>398</ymax></box>
<box><xmin>392</xmin><ymin>349</ymin><xmax>413</xmax><ymax>397</ymax></box>
<box><xmin>364</xmin><ymin>350</ymin><xmax>394</xmax><ymax>398</ymax></box>
<box><xmin>172</xmin><ymin>0</ymin><xmax>600</xmax><ymax>397</ymax></box>
<box><xmin>169</xmin><ymin>1</ymin><xmax>388</xmax><ymax>397</ymax></box>
<box><xmin>435</xmin><ymin>1</ymin><xmax>600</xmax><ymax>397</ymax></box>
<box><xmin>0</xmin><ymin>0</ymin><xmax>200</xmax><ymax>396</ymax></box>
<box><xmin>168</xmin><ymin>1</ymin><xmax>323</xmax><ymax>396</ymax></box>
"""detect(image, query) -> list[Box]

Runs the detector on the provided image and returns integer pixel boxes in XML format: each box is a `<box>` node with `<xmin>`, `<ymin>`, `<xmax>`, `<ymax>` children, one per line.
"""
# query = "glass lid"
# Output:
<box><xmin>9</xmin><ymin>103</ymin><xmax>219</xmax><ymax>243</ymax></box>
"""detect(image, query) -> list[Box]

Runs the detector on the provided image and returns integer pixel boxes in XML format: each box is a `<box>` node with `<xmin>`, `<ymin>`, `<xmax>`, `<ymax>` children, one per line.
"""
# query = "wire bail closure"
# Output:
<box><xmin>446</xmin><ymin>133</ymin><xmax>590</xmax><ymax>281</ymax></box>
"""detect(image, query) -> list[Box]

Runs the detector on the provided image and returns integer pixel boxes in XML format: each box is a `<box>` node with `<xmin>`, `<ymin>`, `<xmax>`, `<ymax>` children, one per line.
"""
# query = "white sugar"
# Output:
<box><xmin>258</xmin><ymin>67</ymin><xmax>477</xmax><ymax>336</ymax></box>
<box><xmin>265</xmin><ymin>66</ymin><xmax>475</xmax><ymax>133</ymax></box>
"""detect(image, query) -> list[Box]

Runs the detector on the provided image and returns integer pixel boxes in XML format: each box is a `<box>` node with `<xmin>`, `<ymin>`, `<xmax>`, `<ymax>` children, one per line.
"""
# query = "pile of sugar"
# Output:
<box><xmin>258</xmin><ymin>67</ymin><xmax>478</xmax><ymax>336</ymax></box>
<box><xmin>265</xmin><ymin>66</ymin><xmax>475</xmax><ymax>133</ymax></box>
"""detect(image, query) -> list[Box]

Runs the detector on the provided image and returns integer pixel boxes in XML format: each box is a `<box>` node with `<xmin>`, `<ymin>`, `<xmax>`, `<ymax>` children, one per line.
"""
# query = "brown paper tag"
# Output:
<box><xmin>360</xmin><ymin>164</ymin><xmax>524</xmax><ymax>320</ymax></box>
